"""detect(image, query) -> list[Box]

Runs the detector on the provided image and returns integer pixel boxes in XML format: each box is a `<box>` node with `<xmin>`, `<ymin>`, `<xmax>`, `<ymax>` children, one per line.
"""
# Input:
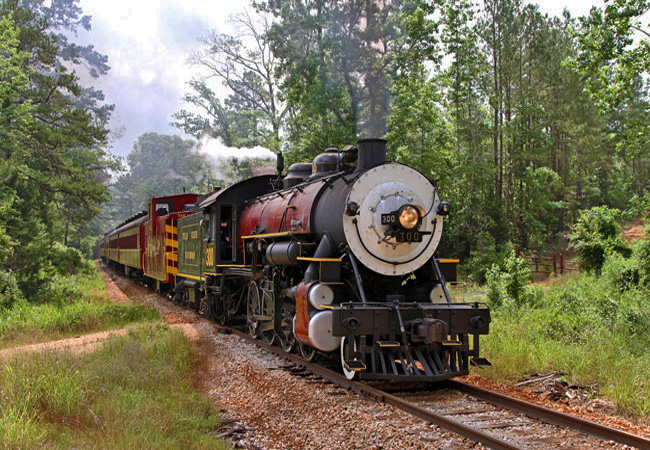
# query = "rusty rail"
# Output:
<box><xmin>108</xmin><ymin>267</ymin><xmax>650</xmax><ymax>450</ymax></box>
<box><xmin>228</xmin><ymin>324</ymin><xmax>650</xmax><ymax>450</ymax></box>
<box><xmin>450</xmin><ymin>380</ymin><xmax>650</xmax><ymax>450</ymax></box>
<box><xmin>227</xmin><ymin>324</ymin><xmax>650</xmax><ymax>450</ymax></box>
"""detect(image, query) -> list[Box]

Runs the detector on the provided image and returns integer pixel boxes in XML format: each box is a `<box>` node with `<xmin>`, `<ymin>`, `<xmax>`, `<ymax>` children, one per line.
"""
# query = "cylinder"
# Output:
<box><xmin>308</xmin><ymin>148</ymin><xmax>340</xmax><ymax>180</ymax></box>
<box><xmin>265</xmin><ymin>241</ymin><xmax>300</xmax><ymax>266</ymax></box>
<box><xmin>308</xmin><ymin>310</ymin><xmax>340</xmax><ymax>352</ymax></box>
<box><xmin>283</xmin><ymin>163</ymin><xmax>313</xmax><ymax>189</ymax></box>
<box><xmin>308</xmin><ymin>283</ymin><xmax>334</xmax><ymax>310</ymax></box>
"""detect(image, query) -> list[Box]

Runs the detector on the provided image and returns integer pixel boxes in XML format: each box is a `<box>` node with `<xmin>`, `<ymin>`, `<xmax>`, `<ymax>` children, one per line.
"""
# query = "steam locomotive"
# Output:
<box><xmin>101</xmin><ymin>138</ymin><xmax>491</xmax><ymax>381</ymax></box>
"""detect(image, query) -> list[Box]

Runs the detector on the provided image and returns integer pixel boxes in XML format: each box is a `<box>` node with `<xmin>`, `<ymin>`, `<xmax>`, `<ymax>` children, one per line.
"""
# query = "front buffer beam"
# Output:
<box><xmin>332</xmin><ymin>301</ymin><xmax>491</xmax><ymax>381</ymax></box>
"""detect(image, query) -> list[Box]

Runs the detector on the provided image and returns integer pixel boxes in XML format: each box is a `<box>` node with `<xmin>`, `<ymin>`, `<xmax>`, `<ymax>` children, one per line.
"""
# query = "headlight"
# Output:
<box><xmin>399</xmin><ymin>205</ymin><xmax>420</xmax><ymax>230</ymax></box>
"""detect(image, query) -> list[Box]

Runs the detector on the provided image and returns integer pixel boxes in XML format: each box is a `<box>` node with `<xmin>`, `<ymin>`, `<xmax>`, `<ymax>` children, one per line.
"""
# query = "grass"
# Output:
<box><xmin>0</xmin><ymin>271</ymin><xmax>159</xmax><ymax>347</ymax></box>
<box><xmin>0</xmin><ymin>325</ymin><xmax>229</xmax><ymax>450</ymax></box>
<box><xmin>478</xmin><ymin>269</ymin><xmax>650</xmax><ymax>416</ymax></box>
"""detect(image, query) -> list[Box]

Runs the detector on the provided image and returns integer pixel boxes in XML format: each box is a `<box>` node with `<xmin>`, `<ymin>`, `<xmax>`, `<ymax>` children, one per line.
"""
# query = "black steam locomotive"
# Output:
<box><xmin>102</xmin><ymin>138</ymin><xmax>491</xmax><ymax>381</ymax></box>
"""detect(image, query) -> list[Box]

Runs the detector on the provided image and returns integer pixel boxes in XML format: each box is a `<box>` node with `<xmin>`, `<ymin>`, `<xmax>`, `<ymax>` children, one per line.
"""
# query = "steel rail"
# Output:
<box><xmin>225</xmin><ymin>327</ymin><xmax>524</xmax><ymax>450</ymax></box>
<box><xmin>448</xmin><ymin>380</ymin><xmax>650</xmax><ymax>450</ymax></box>
<box><xmin>104</xmin><ymin>269</ymin><xmax>650</xmax><ymax>450</ymax></box>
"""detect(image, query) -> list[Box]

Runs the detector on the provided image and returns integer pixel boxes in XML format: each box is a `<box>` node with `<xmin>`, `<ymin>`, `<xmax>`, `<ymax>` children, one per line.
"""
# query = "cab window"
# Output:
<box><xmin>155</xmin><ymin>202</ymin><xmax>174</xmax><ymax>216</ymax></box>
<box><xmin>219</xmin><ymin>205</ymin><xmax>235</xmax><ymax>261</ymax></box>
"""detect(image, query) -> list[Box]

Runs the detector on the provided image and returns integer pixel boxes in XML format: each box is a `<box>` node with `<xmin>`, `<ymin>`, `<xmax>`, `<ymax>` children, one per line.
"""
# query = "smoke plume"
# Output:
<box><xmin>192</xmin><ymin>134</ymin><xmax>276</xmax><ymax>185</ymax></box>
<box><xmin>193</xmin><ymin>135</ymin><xmax>276</xmax><ymax>161</ymax></box>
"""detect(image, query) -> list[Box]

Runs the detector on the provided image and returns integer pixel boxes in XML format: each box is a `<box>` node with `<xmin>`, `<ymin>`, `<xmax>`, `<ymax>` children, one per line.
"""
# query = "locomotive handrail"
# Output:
<box><xmin>241</xmin><ymin>230</ymin><xmax>309</xmax><ymax>239</ymax></box>
<box><xmin>296</xmin><ymin>256</ymin><xmax>342</xmax><ymax>262</ymax></box>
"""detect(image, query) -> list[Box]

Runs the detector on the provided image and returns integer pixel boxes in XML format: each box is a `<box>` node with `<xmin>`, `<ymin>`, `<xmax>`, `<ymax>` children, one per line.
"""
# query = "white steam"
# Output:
<box><xmin>193</xmin><ymin>135</ymin><xmax>276</xmax><ymax>162</ymax></box>
<box><xmin>192</xmin><ymin>135</ymin><xmax>276</xmax><ymax>185</ymax></box>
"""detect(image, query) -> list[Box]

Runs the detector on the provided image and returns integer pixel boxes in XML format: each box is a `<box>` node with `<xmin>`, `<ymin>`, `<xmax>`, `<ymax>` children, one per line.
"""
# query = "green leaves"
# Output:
<box><xmin>0</xmin><ymin>1</ymin><xmax>115</xmax><ymax>300</ymax></box>
<box><xmin>569</xmin><ymin>206</ymin><xmax>632</xmax><ymax>273</ymax></box>
<box><xmin>574</xmin><ymin>0</ymin><xmax>649</xmax><ymax>112</ymax></box>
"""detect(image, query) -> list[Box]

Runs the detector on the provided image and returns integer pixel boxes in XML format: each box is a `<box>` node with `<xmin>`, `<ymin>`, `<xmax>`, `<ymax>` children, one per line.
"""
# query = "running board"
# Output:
<box><xmin>376</xmin><ymin>341</ymin><xmax>400</xmax><ymax>348</ymax></box>
<box><xmin>470</xmin><ymin>357</ymin><xmax>492</xmax><ymax>368</ymax></box>
<box><xmin>344</xmin><ymin>360</ymin><xmax>366</xmax><ymax>371</ymax></box>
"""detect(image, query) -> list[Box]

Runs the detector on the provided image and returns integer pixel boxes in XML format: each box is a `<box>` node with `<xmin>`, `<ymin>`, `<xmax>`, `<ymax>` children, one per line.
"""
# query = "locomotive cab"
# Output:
<box><xmin>175</xmin><ymin>175</ymin><xmax>276</xmax><ymax>320</ymax></box>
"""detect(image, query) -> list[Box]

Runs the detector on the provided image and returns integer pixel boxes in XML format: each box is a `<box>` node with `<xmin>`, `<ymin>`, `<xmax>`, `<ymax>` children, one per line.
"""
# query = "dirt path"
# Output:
<box><xmin>91</xmin><ymin>269</ymin><xmax>472</xmax><ymax>449</ymax></box>
<box><xmin>622</xmin><ymin>217</ymin><xmax>647</xmax><ymax>242</ymax></box>
<box><xmin>1</xmin><ymin>268</ymin><xmax>202</xmax><ymax>359</ymax></box>
<box><xmin>0</xmin><ymin>322</ymin><xmax>199</xmax><ymax>358</ymax></box>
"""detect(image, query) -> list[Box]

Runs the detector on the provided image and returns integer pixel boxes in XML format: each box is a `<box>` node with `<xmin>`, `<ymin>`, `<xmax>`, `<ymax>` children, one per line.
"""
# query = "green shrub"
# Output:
<box><xmin>79</xmin><ymin>235</ymin><xmax>99</xmax><ymax>259</ymax></box>
<box><xmin>569</xmin><ymin>206</ymin><xmax>631</xmax><ymax>273</ymax></box>
<box><xmin>36</xmin><ymin>274</ymin><xmax>83</xmax><ymax>306</ymax></box>
<box><xmin>465</xmin><ymin>233</ymin><xmax>515</xmax><ymax>284</ymax></box>
<box><xmin>623</xmin><ymin>193</ymin><xmax>650</xmax><ymax>218</ymax></box>
<box><xmin>47</xmin><ymin>242</ymin><xmax>94</xmax><ymax>276</ymax></box>
<box><xmin>0</xmin><ymin>271</ymin><xmax>25</xmax><ymax>311</ymax></box>
<box><xmin>466</xmin><ymin>231</ymin><xmax>497</xmax><ymax>284</ymax></box>
<box><xmin>485</xmin><ymin>250</ymin><xmax>531</xmax><ymax>308</ymax></box>
<box><xmin>601</xmin><ymin>250</ymin><xmax>640</xmax><ymax>292</ymax></box>
<box><xmin>637</xmin><ymin>225</ymin><xmax>650</xmax><ymax>286</ymax></box>
<box><xmin>483</xmin><ymin>266</ymin><xmax>650</xmax><ymax>415</ymax></box>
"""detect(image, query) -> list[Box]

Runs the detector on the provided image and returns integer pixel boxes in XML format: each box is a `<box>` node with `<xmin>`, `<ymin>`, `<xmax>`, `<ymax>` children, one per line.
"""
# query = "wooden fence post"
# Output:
<box><xmin>552</xmin><ymin>253</ymin><xmax>557</xmax><ymax>275</ymax></box>
<box><xmin>560</xmin><ymin>253</ymin><xmax>564</xmax><ymax>274</ymax></box>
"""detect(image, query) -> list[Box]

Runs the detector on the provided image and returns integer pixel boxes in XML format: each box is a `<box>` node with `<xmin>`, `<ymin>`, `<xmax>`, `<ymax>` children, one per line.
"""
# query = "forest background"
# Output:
<box><xmin>0</xmin><ymin>0</ymin><xmax>648</xmax><ymax>303</ymax></box>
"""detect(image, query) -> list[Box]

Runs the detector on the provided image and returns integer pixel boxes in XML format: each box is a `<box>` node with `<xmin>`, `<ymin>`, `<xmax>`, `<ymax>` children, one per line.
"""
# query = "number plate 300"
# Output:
<box><xmin>395</xmin><ymin>231</ymin><xmax>422</xmax><ymax>242</ymax></box>
<box><xmin>381</xmin><ymin>213</ymin><xmax>397</xmax><ymax>225</ymax></box>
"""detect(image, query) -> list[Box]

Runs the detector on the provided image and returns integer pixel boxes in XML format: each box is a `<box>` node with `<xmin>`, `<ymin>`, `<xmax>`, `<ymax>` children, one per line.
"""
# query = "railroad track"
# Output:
<box><xmin>109</xmin><ymin>270</ymin><xmax>650</xmax><ymax>450</ymax></box>
<box><xmin>223</xmin><ymin>325</ymin><xmax>650</xmax><ymax>450</ymax></box>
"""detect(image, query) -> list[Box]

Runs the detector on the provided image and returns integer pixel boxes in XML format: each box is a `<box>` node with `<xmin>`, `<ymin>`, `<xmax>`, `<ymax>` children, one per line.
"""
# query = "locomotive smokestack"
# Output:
<box><xmin>356</xmin><ymin>138</ymin><xmax>387</xmax><ymax>172</ymax></box>
<box><xmin>276</xmin><ymin>152</ymin><xmax>284</xmax><ymax>175</ymax></box>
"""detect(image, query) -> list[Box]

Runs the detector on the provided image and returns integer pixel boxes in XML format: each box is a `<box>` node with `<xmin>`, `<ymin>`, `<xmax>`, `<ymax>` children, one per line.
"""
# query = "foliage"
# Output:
<box><xmin>572</xmin><ymin>0</ymin><xmax>650</xmax><ymax>199</ymax></box>
<box><xmin>100</xmin><ymin>133</ymin><xmax>207</xmax><ymax>229</ymax></box>
<box><xmin>0</xmin><ymin>326</ymin><xmax>226</xmax><ymax>450</ymax></box>
<box><xmin>101</xmin><ymin>131</ymin><xmax>278</xmax><ymax>234</ymax></box>
<box><xmin>174</xmin><ymin>10</ymin><xmax>282</xmax><ymax>152</ymax></box>
<box><xmin>624</xmin><ymin>192</ymin><xmax>650</xmax><ymax>218</ymax></box>
<box><xmin>464</xmin><ymin>230</ymin><xmax>497</xmax><ymax>283</ymax></box>
<box><xmin>573</xmin><ymin>0</ymin><xmax>650</xmax><ymax>113</ymax></box>
<box><xmin>170</xmin><ymin>1</ymin><xmax>650</xmax><ymax>267</ymax></box>
<box><xmin>635</xmin><ymin>221</ymin><xmax>650</xmax><ymax>286</ymax></box>
<box><xmin>481</xmin><ymin>220</ymin><xmax>650</xmax><ymax>415</ymax></box>
<box><xmin>569</xmin><ymin>206</ymin><xmax>632</xmax><ymax>273</ymax></box>
<box><xmin>0</xmin><ymin>271</ymin><xmax>158</xmax><ymax>346</ymax></box>
<box><xmin>249</xmin><ymin>0</ymin><xmax>403</xmax><ymax>161</ymax></box>
<box><xmin>0</xmin><ymin>0</ymin><xmax>116</xmax><ymax>300</ymax></box>
<box><xmin>483</xmin><ymin>268</ymin><xmax>650</xmax><ymax>415</ymax></box>
<box><xmin>485</xmin><ymin>250</ymin><xmax>531</xmax><ymax>307</ymax></box>
<box><xmin>0</xmin><ymin>271</ymin><xmax>25</xmax><ymax>311</ymax></box>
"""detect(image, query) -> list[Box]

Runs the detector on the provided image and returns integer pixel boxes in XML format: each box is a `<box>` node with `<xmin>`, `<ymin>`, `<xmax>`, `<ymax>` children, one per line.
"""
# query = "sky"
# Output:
<box><xmin>73</xmin><ymin>0</ymin><xmax>602</xmax><ymax>158</ymax></box>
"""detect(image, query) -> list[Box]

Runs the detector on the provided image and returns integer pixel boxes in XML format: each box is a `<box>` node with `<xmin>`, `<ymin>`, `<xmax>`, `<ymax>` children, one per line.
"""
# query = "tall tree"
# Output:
<box><xmin>574</xmin><ymin>0</ymin><xmax>650</xmax><ymax>198</ymax></box>
<box><xmin>260</xmin><ymin>0</ymin><xmax>401</xmax><ymax>161</ymax></box>
<box><xmin>574</xmin><ymin>0</ymin><xmax>649</xmax><ymax>112</ymax></box>
<box><xmin>174</xmin><ymin>9</ymin><xmax>283</xmax><ymax>152</ymax></box>
<box><xmin>117</xmin><ymin>133</ymin><xmax>207</xmax><ymax>213</ymax></box>
<box><xmin>0</xmin><ymin>0</ymin><xmax>116</xmax><ymax>298</ymax></box>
